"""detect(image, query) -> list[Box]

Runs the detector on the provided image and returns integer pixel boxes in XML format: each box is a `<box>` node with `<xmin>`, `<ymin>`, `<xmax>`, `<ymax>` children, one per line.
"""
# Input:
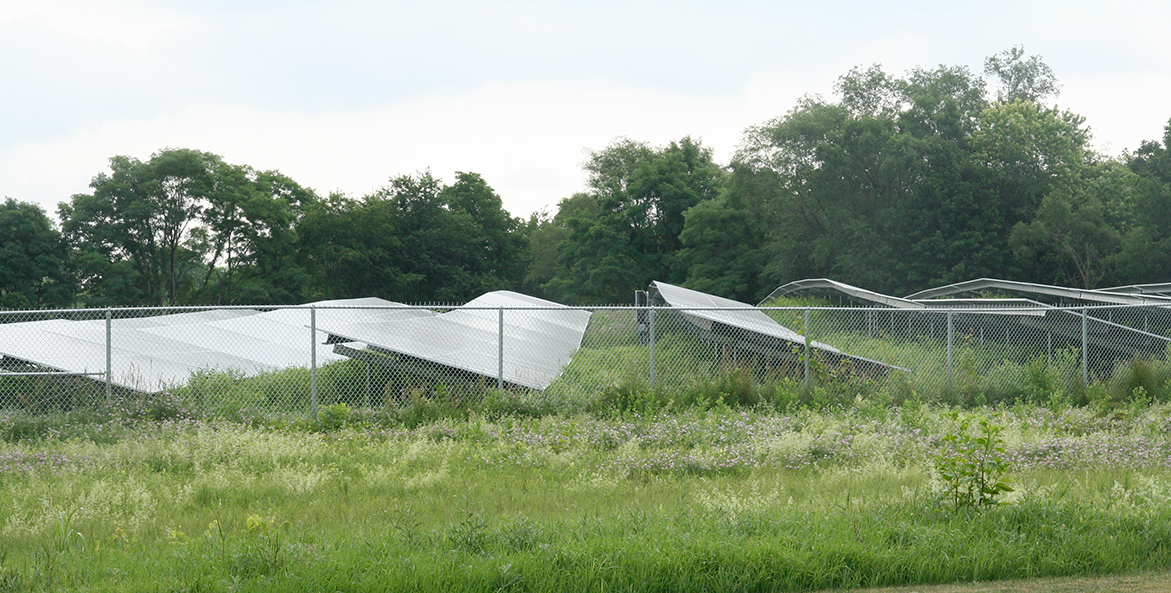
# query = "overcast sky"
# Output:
<box><xmin>3</xmin><ymin>0</ymin><xmax>1169</xmax><ymax>219</ymax></box>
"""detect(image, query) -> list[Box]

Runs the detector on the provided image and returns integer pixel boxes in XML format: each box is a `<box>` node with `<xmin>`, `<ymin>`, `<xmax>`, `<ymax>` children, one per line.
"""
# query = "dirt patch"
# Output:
<box><xmin>820</xmin><ymin>570</ymin><xmax>1171</xmax><ymax>593</ymax></box>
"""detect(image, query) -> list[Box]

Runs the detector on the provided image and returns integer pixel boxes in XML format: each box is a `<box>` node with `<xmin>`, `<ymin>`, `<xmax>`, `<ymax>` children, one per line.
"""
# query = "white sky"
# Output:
<box><xmin>3</xmin><ymin>0</ymin><xmax>1170</xmax><ymax>219</ymax></box>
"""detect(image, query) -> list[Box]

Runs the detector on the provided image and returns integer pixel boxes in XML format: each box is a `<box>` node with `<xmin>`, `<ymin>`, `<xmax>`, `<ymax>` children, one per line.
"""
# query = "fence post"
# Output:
<box><xmin>364</xmin><ymin>360</ymin><xmax>371</xmax><ymax>409</ymax></box>
<box><xmin>1081</xmin><ymin>307</ymin><xmax>1088</xmax><ymax>385</ymax></box>
<box><xmin>649</xmin><ymin>306</ymin><xmax>656</xmax><ymax>388</ymax></box>
<box><xmin>946</xmin><ymin>309</ymin><xmax>954</xmax><ymax>393</ymax></box>
<box><xmin>105</xmin><ymin>308</ymin><xmax>112</xmax><ymax>402</ymax></box>
<box><xmin>310</xmin><ymin>306</ymin><xmax>318</xmax><ymax>418</ymax></box>
<box><xmin>497</xmin><ymin>306</ymin><xmax>504</xmax><ymax>391</ymax></box>
<box><xmin>804</xmin><ymin>308</ymin><xmax>811</xmax><ymax>388</ymax></box>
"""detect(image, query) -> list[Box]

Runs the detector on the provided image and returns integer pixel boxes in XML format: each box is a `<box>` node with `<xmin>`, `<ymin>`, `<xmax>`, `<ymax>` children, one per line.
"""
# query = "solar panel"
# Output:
<box><xmin>0</xmin><ymin>298</ymin><xmax>420</xmax><ymax>393</ymax></box>
<box><xmin>318</xmin><ymin>291</ymin><xmax>592</xmax><ymax>390</ymax></box>
<box><xmin>649</xmin><ymin>281</ymin><xmax>899</xmax><ymax>374</ymax></box>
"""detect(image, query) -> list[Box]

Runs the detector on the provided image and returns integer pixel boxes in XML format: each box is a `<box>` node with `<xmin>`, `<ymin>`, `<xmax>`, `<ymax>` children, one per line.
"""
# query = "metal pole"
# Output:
<box><xmin>804</xmin><ymin>308</ymin><xmax>811</xmax><ymax>388</ymax></box>
<box><xmin>310</xmin><ymin>306</ymin><xmax>318</xmax><ymax>418</ymax></box>
<box><xmin>947</xmin><ymin>309</ymin><xmax>954</xmax><ymax>393</ymax></box>
<box><xmin>105</xmin><ymin>308</ymin><xmax>112</xmax><ymax>402</ymax></box>
<box><xmin>497</xmin><ymin>306</ymin><xmax>504</xmax><ymax>391</ymax></box>
<box><xmin>648</xmin><ymin>307</ymin><xmax>656</xmax><ymax>388</ymax></box>
<box><xmin>365</xmin><ymin>360</ymin><xmax>371</xmax><ymax>409</ymax></box>
<box><xmin>1082</xmin><ymin>307</ymin><xmax>1088</xmax><ymax>385</ymax></box>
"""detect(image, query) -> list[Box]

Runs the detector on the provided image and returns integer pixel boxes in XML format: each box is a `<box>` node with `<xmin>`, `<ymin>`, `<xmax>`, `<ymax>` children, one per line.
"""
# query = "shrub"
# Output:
<box><xmin>934</xmin><ymin>412</ymin><xmax>1013</xmax><ymax>511</ymax></box>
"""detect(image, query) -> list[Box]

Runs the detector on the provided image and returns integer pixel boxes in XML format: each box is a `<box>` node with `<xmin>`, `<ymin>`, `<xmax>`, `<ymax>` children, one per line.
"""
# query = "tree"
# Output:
<box><xmin>298</xmin><ymin>171</ymin><xmax>526</xmax><ymax>303</ymax></box>
<box><xmin>1010</xmin><ymin>163</ymin><xmax>1139</xmax><ymax>288</ymax></box>
<box><xmin>60</xmin><ymin>150</ymin><xmax>214</xmax><ymax>306</ymax></box>
<box><xmin>1115</xmin><ymin>118</ymin><xmax>1171</xmax><ymax>283</ymax></box>
<box><xmin>676</xmin><ymin>194</ymin><xmax>766</xmax><ymax>302</ymax></box>
<box><xmin>984</xmin><ymin>45</ymin><xmax>1061</xmax><ymax>104</ymax></box>
<box><xmin>521</xmin><ymin>194</ymin><xmax>598</xmax><ymax>299</ymax></box>
<box><xmin>0</xmin><ymin>198</ymin><xmax>72</xmax><ymax>309</ymax></box>
<box><xmin>59</xmin><ymin>149</ymin><xmax>317</xmax><ymax>306</ymax></box>
<box><xmin>195</xmin><ymin>167</ymin><xmax>316</xmax><ymax>304</ymax></box>
<box><xmin>441</xmin><ymin>172</ymin><xmax>527</xmax><ymax>292</ymax></box>
<box><xmin>543</xmin><ymin>137</ymin><xmax>723</xmax><ymax>304</ymax></box>
<box><xmin>297</xmin><ymin>191</ymin><xmax>420</xmax><ymax>302</ymax></box>
<box><xmin>713</xmin><ymin>51</ymin><xmax>1087</xmax><ymax>297</ymax></box>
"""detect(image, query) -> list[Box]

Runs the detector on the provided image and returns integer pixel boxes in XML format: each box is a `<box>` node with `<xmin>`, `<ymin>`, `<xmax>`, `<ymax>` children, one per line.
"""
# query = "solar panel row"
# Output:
<box><xmin>0</xmin><ymin>293</ymin><xmax>592</xmax><ymax>394</ymax></box>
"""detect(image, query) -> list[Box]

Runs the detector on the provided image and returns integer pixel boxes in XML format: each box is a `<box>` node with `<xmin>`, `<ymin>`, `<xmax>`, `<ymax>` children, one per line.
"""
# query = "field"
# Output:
<box><xmin>5</xmin><ymin>394</ymin><xmax>1171</xmax><ymax>592</ymax></box>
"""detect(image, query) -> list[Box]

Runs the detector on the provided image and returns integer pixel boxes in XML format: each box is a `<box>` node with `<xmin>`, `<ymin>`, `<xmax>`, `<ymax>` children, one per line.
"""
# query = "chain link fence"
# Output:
<box><xmin>0</xmin><ymin>302</ymin><xmax>1168</xmax><ymax>415</ymax></box>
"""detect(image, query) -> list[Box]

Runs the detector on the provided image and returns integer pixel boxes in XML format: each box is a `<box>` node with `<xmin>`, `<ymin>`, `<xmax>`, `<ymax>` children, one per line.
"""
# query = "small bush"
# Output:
<box><xmin>934</xmin><ymin>412</ymin><xmax>1013</xmax><ymax>511</ymax></box>
<box><xmin>1108</xmin><ymin>356</ymin><xmax>1171</xmax><ymax>404</ymax></box>
<box><xmin>594</xmin><ymin>375</ymin><xmax>668</xmax><ymax>416</ymax></box>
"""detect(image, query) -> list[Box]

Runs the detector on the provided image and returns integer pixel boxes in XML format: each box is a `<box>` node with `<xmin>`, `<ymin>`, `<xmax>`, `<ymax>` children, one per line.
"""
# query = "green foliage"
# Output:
<box><xmin>59</xmin><ymin>149</ymin><xmax>316</xmax><ymax>306</ymax></box>
<box><xmin>1106</xmin><ymin>355</ymin><xmax>1171</xmax><ymax>404</ymax></box>
<box><xmin>542</xmin><ymin>137</ymin><xmax>724</xmax><ymax>304</ymax></box>
<box><xmin>702</xmin><ymin>49</ymin><xmax>1112</xmax><ymax>297</ymax></box>
<box><xmin>42</xmin><ymin>499</ymin><xmax>86</xmax><ymax>555</ymax></box>
<box><xmin>0</xmin><ymin>198</ymin><xmax>73</xmax><ymax>309</ymax></box>
<box><xmin>934</xmin><ymin>413</ymin><xmax>1013</xmax><ymax>511</ymax></box>
<box><xmin>298</xmin><ymin>172</ymin><xmax>526</xmax><ymax>304</ymax></box>
<box><xmin>233</xmin><ymin>515</ymin><xmax>287</xmax><ymax>577</ymax></box>
<box><xmin>593</xmin><ymin>375</ymin><xmax>668</xmax><ymax>416</ymax></box>
<box><xmin>676</xmin><ymin>195</ymin><xmax>767</xmax><ymax>302</ymax></box>
<box><xmin>316</xmin><ymin>403</ymin><xmax>351</xmax><ymax>431</ymax></box>
<box><xmin>984</xmin><ymin>44</ymin><xmax>1061</xmax><ymax>104</ymax></box>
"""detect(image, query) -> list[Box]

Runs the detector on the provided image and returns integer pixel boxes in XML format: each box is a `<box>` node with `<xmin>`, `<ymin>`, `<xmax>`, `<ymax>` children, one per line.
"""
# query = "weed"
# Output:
<box><xmin>594</xmin><ymin>375</ymin><xmax>667</xmax><ymax>416</ymax></box>
<box><xmin>41</xmin><ymin>500</ymin><xmax>85</xmax><ymax>555</ymax></box>
<box><xmin>317</xmin><ymin>402</ymin><xmax>351</xmax><ymax>431</ymax></box>
<box><xmin>448</xmin><ymin>512</ymin><xmax>491</xmax><ymax>554</ymax></box>
<box><xmin>934</xmin><ymin>412</ymin><xmax>1013</xmax><ymax>511</ymax></box>
<box><xmin>233</xmin><ymin>514</ymin><xmax>287</xmax><ymax>577</ymax></box>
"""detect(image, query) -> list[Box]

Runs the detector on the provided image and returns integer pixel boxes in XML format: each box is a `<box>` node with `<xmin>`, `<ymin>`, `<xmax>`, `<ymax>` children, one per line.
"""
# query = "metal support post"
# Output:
<box><xmin>497</xmin><ymin>306</ymin><xmax>504</xmax><ymax>391</ymax></box>
<box><xmin>1081</xmin><ymin>307</ymin><xmax>1089</xmax><ymax>385</ymax></box>
<box><xmin>804</xmin><ymin>308</ymin><xmax>811</xmax><ymax>388</ymax></box>
<box><xmin>310</xmin><ymin>306</ymin><xmax>318</xmax><ymax>418</ymax></box>
<box><xmin>648</xmin><ymin>307</ymin><xmax>656</xmax><ymax>388</ymax></box>
<box><xmin>946</xmin><ymin>310</ymin><xmax>954</xmax><ymax>393</ymax></box>
<box><xmin>105</xmin><ymin>308</ymin><xmax>112</xmax><ymax>402</ymax></box>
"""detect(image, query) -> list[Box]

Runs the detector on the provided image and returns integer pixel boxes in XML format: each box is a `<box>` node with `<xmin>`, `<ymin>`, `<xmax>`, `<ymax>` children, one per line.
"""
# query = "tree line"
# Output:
<box><xmin>3</xmin><ymin>47</ymin><xmax>1171</xmax><ymax>309</ymax></box>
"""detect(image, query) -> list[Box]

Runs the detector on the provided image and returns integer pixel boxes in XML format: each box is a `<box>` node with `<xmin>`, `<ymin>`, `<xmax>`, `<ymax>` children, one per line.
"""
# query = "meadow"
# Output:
<box><xmin>4</xmin><ymin>393</ymin><xmax>1171</xmax><ymax>592</ymax></box>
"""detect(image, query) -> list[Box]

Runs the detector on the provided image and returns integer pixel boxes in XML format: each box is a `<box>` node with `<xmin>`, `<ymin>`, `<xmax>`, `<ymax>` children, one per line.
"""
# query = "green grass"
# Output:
<box><xmin>4</xmin><ymin>404</ymin><xmax>1171</xmax><ymax>591</ymax></box>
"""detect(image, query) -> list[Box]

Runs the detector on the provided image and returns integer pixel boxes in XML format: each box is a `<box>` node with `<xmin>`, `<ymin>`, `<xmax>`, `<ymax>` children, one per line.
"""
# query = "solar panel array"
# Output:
<box><xmin>649</xmin><ymin>281</ymin><xmax>901</xmax><ymax>375</ymax></box>
<box><xmin>3</xmin><ymin>278</ymin><xmax>1171</xmax><ymax>414</ymax></box>
<box><xmin>0</xmin><ymin>298</ymin><xmax>420</xmax><ymax>393</ymax></box>
<box><xmin>0</xmin><ymin>293</ymin><xmax>592</xmax><ymax>395</ymax></box>
<box><xmin>320</xmin><ymin>291</ymin><xmax>592</xmax><ymax>390</ymax></box>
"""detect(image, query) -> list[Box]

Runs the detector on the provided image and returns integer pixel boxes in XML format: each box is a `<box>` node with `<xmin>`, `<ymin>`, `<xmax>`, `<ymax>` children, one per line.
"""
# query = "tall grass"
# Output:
<box><xmin>5</xmin><ymin>404</ymin><xmax>1171</xmax><ymax>591</ymax></box>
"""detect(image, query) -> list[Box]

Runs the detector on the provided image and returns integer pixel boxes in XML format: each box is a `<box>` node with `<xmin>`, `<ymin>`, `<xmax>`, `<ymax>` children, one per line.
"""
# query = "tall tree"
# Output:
<box><xmin>441</xmin><ymin>172</ymin><xmax>527</xmax><ymax>292</ymax></box>
<box><xmin>195</xmin><ymin>167</ymin><xmax>316</xmax><ymax>304</ymax></box>
<box><xmin>298</xmin><ymin>171</ymin><xmax>525</xmax><ymax>303</ymax></box>
<box><xmin>60</xmin><ymin>149</ymin><xmax>214</xmax><ymax>306</ymax></box>
<box><xmin>59</xmin><ymin>149</ymin><xmax>316</xmax><ymax>306</ymax></box>
<box><xmin>984</xmin><ymin>45</ymin><xmax>1061</xmax><ymax>104</ymax></box>
<box><xmin>0</xmin><ymin>198</ymin><xmax>72</xmax><ymax>309</ymax></box>
<box><xmin>543</xmin><ymin>137</ymin><xmax>723</xmax><ymax>303</ymax></box>
<box><xmin>707</xmin><ymin>49</ymin><xmax>1091</xmax><ymax>297</ymax></box>
<box><xmin>1115</xmin><ymin>118</ymin><xmax>1171</xmax><ymax>283</ymax></box>
<box><xmin>521</xmin><ymin>194</ymin><xmax>598</xmax><ymax>299</ymax></box>
<box><xmin>1010</xmin><ymin>162</ymin><xmax>1140</xmax><ymax>288</ymax></box>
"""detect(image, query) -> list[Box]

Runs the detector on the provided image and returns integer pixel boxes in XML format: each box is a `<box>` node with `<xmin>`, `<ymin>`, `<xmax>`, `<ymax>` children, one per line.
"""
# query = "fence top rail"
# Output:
<box><xmin>0</xmin><ymin>302</ymin><xmax>1169</xmax><ymax>316</ymax></box>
